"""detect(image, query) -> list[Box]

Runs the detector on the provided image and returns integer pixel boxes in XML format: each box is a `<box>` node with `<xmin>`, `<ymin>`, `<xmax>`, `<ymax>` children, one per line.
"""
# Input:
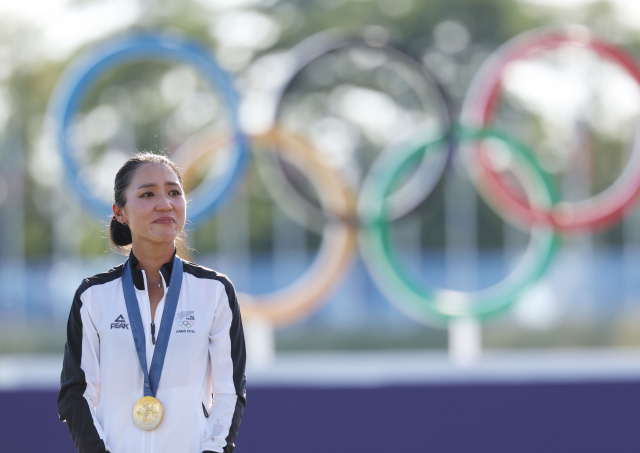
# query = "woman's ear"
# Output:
<box><xmin>113</xmin><ymin>204</ymin><xmax>127</xmax><ymax>225</ymax></box>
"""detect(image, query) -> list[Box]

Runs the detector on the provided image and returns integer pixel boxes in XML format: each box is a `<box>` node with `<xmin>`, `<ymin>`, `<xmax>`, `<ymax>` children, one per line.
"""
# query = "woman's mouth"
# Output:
<box><xmin>153</xmin><ymin>217</ymin><xmax>176</xmax><ymax>224</ymax></box>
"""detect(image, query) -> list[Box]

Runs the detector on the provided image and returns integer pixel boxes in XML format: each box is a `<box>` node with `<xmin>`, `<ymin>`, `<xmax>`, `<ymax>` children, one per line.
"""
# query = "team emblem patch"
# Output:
<box><xmin>175</xmin><ymin>311</ymin><xmax>195</xmax><ymax>333</ymax></box>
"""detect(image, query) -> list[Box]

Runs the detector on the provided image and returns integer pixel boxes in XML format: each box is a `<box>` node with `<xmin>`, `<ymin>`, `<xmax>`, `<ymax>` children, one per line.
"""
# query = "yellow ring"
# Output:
<box><xmin>172</xmin><ymin>128</ymin><xmax>358</xmax><ymax>326</ymax></box>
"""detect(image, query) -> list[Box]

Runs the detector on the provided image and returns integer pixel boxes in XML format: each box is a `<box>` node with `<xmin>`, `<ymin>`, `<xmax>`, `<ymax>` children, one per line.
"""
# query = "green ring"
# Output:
<box><xmin>358</xmin><ymin>127</ymin><xmax>560</xmax><ymax>325</ymax></box>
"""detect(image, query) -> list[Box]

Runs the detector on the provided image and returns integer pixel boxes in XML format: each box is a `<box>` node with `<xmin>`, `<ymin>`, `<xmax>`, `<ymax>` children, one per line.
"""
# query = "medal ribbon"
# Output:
<box><xmin>122</xmin><ymin>255</ymin><xmax>184</xmax><ymax>397</ymax></box>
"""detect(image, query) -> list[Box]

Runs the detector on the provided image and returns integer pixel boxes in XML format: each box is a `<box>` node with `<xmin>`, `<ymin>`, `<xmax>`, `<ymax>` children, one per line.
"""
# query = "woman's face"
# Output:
<box><xmin>114</xmin><ymin>163</ymin><xmax>186</xmax><ymax>247</ymax></box>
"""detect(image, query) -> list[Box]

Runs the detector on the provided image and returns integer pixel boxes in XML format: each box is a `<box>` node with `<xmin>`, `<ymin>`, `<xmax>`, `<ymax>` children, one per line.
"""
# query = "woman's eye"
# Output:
<box><xmin>170</xmin><ymin>190</ymin><xmax>182</xmax><ymax>196</ymax></box>
<box><xmin>140</xmin><ymin>192</ymin><xmax>153</xmax><ymax>197</ymax></box>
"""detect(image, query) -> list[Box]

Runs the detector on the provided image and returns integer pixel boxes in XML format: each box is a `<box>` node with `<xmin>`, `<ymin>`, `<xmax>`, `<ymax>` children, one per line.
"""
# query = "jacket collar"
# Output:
<box><xmin>128</xmin><ymin>249</ymin><xmax>177</xmax><ymax>291</ymax></box>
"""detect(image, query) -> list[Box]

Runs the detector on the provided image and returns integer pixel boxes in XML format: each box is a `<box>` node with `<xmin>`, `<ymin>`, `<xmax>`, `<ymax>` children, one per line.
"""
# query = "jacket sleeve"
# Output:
<box><xmin>57</xmin><ymin>285</ymin><xmax>111</xmax><ymax>453</ymax></box>
<box><xmin>200</xmin><ymin>279</ymin><xmax>247</xmax><ymax>453</ymax></box>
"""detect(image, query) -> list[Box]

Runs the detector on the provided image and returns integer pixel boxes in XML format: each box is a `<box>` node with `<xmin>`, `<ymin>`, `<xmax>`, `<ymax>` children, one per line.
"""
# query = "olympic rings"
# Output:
<box><xmin>48</xmin><ymin>26</ymin><xmax>640</xmax><ymax>329</ymax></box>
<box><xmin>47</xmin><ymin>32</ymin><xmax>248</xmax><ymax>222</ymax></box>
<box><xmin>358</xmin><ymin>128</ymin><xmax>559</xmax><ymax>324</ymax></box>
<box><xmin>171</xmin><ymin>128</ymin><xmax>358</xmax><ymax>327</ymax></box>
<box><xmin>176</xmin><ymin>320</ymin><xmax>194</xmax><ymax>328</ymax></box>
<box><xmin>461</xmin><ymin>26</ymin><xmax>640</xmax><ymax>231</ymax></box>
<box><xmin>258</xmin><ymin>29</ymin><xmax>453</xmax><ymax>233</ymax></box>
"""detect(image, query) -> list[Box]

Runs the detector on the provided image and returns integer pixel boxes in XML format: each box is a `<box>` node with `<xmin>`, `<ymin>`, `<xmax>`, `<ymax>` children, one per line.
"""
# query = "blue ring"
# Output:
<box><xmin>48</xmin><ymin>32</ymin><xmax>249</xmax><ymax>223</ymax></box>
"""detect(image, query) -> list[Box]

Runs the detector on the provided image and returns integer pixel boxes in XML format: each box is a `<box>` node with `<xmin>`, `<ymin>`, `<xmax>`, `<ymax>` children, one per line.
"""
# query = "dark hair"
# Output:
<box><xmin>110</xmin><ymin>152</ymin><xmax>184</xmax><ymax>251</ymax></box>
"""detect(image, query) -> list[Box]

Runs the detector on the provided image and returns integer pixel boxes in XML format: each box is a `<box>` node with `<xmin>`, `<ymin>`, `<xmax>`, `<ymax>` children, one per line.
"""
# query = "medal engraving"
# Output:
<box><xmin>133</xmin><ymin>396</ymin><xmax>164</xmax><ymax>431</ymax></box>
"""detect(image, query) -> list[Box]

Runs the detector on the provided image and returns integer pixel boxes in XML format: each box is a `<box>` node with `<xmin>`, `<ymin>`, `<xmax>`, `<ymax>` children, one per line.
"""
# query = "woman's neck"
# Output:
<box><xmin>130</xmin><ymin>240</ymin><xmax>175</xmax><ymax>276</ymax></box>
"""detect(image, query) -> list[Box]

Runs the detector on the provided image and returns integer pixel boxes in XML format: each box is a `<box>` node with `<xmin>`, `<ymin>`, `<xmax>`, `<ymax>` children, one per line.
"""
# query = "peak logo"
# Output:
<box><xmin>111</xmin><ymin>314</ymin><xmax>129</xmax><ymax>330</ymax></box>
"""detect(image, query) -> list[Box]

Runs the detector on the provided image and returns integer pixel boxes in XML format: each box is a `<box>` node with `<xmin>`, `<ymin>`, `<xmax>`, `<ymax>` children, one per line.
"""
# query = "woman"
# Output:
<box><xmin>57</xmin><ymin>153</ymin><xmax>246</xmax><ymax>453</ymax></box>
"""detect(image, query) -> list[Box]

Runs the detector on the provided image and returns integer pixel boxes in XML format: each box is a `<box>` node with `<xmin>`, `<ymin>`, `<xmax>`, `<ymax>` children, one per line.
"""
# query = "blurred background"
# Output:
<box><xmin>3</xmin><ymin>0</ymin><xmax>640</xmax><ymax>451</ymax></box>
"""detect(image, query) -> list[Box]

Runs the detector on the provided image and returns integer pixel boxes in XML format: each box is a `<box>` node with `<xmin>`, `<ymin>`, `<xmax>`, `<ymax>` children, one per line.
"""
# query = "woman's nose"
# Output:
<box><xmin>156</xmin><ymin>194</ymin><xmax>173</xmax><ymax>210</ymax></box>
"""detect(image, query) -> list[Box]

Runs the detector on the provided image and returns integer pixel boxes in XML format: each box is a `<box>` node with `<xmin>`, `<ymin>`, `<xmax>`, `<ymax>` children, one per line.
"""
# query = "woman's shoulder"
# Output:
<box><xmin>76</xmin><ymin>263</ymin><xmax>125</xmax><ymax>297</ymax></box>
<box><xmin>181</xmin><ymin>259</ymin><xmax>234</xmax><ymax>286</ymax></box>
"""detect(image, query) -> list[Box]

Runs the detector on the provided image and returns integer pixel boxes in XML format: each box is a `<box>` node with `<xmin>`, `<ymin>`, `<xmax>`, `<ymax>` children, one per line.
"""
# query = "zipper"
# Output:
<box><xmin>142</xmin><ymin>270</ymin><xmax>156</xmax><ymax>346</ymax></box>
<box><xmin>138</xmin><ymin>270</ymin><xmax>154</xmax><ymax>453</ymax></box>
<box><xmin>141</xmin><ymin>270</ymin><xmax>155</xmax><ymax>367</ymax></box>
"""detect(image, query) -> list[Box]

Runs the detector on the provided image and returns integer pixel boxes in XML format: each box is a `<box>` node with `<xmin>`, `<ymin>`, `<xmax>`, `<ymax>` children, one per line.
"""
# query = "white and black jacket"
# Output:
<box><xmin>57</xmin><ymin>252</ymin><xmax>246</xmax><ymax>453</ymax></box>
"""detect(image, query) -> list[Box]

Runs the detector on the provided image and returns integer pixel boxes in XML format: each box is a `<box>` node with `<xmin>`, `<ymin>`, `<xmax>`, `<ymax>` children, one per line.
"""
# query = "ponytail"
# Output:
<box><xmin>110</xmin><ymin>216</ymin><xmax>132</xmax><ymax>249</ymax></box>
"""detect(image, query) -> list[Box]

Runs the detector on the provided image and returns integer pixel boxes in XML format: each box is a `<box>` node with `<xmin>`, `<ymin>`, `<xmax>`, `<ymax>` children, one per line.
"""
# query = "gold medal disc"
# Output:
<box><xmin>133</xmin><ymin>396</ymin><xmax>164</xmax><ymax>431</ymax></box>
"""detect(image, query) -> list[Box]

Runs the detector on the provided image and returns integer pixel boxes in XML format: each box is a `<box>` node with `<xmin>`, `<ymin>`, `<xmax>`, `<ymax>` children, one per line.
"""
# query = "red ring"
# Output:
<box><xmin>462</xmin><ymin>27</ymin><xmax>640</xmax><ymax>231</ymax></box>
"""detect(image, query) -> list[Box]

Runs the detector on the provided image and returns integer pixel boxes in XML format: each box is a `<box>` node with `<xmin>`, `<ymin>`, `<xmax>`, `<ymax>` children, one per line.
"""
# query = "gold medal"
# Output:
<box><xmin>133</xmin><ymin>396</ymin><xmax>164</xmax><ymax>431</ymax></box>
